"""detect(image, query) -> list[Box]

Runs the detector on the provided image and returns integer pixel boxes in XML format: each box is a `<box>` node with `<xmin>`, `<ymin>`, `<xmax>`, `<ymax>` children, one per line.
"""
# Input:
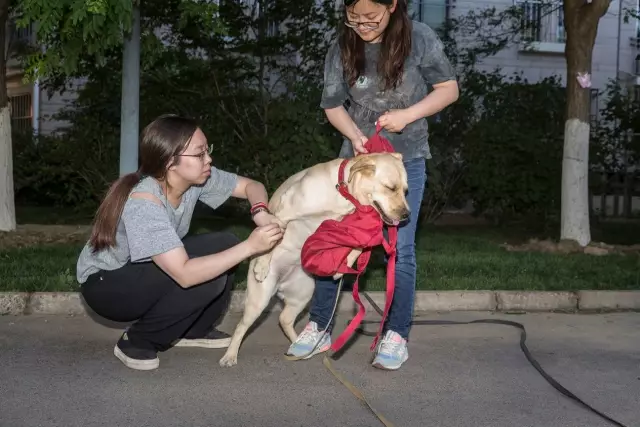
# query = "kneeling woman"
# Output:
<box><xmin>76</xmin><ymin>114</ymin><xmax>283</xmax><ymax>371</ymax></box>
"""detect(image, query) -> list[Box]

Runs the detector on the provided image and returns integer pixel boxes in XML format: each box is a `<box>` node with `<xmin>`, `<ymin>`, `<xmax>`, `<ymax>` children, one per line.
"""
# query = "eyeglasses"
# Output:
<box><xmin>177</xmin><ymin>144</ymin><xmax>213</xmax><ymax>161</ymax></box>
<box><xmin>344</xmin><ymin>8</ymin><xmax>388</xmax><ymax>30</ymax></box>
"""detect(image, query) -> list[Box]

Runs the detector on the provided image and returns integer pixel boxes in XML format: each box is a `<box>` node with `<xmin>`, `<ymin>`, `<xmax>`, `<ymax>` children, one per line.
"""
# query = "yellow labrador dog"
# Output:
<box><xmin>219</xmin><ymin>152</ymin><xmax>410</xmax><ymax>367</ymax></box>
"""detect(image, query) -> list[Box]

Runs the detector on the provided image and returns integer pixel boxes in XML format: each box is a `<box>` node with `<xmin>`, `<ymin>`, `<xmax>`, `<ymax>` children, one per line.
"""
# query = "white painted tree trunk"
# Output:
<box><xmin>0</xmin><ymin>105</ymin><xmax>15</xmax><ymax>231</ymax></box>
<box><xmin>561</xmin><ymin>118</ymin><xmax>591</xmax><ymax>246</ymax></box>
<box><xmin>561</xmin><ymin>0</ymin><xmax>611</xmax><ymax>247</ymax></box>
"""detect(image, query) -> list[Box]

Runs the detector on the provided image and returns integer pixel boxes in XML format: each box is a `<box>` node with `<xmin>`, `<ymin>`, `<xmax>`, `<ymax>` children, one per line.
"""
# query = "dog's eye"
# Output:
<box><xmin>385</xmin><ymin>185</ymin><xmax>397</xmax><ymax>192</ymax></box>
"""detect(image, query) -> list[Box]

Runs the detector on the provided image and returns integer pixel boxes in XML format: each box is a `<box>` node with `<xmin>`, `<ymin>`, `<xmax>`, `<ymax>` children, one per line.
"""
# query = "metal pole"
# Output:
<box><xmin>615</xmin><ymin>0</ymin><xmax>622</xmax><ymax>82</ymax></box>
<box><xmin>119</xmin><ymin>5</ymin><xmax>140</xmax><ymax>176</ymax></box>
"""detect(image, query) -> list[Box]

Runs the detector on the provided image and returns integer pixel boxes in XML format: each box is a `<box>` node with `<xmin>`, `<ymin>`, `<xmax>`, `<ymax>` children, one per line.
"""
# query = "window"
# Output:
<box><xmin>514</xmin><ymin>0</ymin><xmax>565</xmax><ymax>44</ymax></box>
<box><xmin>414</xmin><ymin>0</ymin><xmax>449</xmax><ymax>31</ymax></box>
<box><xmin>10</xmin><ymin>21</ymin><xmax>33</xmax><ymax>44</ymax></box>
<box><xmin>9</xmin><ymin>93</ymin><xmax>33</xmax><ymax>134</ymax></box>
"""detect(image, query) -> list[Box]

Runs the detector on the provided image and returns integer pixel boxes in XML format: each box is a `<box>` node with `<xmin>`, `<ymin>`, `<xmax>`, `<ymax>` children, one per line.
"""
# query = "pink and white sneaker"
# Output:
<box><xmin>286</xmin><ymin>321</ymin><xmax>331</xmax><ymax>359</ymax></box>
<box><xmin>372</xmin><ymin>330</ymin><xmax>409</xmax><ymax>370</ymax></box>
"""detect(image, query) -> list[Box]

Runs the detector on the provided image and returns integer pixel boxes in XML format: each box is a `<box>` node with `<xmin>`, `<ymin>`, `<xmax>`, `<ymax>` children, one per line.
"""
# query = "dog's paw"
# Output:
<box><xmin>219</xmin><ymin>352</ymin><xmax>238</xmax><ymax>367</ymax></box>
<box><xmin>253</xmin><ymin>258</ymin><xmax>270</xmax><ymax>282</ymax></box>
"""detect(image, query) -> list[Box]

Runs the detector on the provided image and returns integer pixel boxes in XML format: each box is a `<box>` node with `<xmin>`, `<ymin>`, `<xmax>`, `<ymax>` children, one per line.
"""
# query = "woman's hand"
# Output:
<box><xmin>247</xmin><ymin>223</ymin><xmax>284</xmax><ymax>254</ymax></box>
<box><xmin>350</xmin><ymin>128</ymin><xmax>369</xmax><ymax>155</ymax></box>
<box><xmin>378</xmin><ymin>109</ymin><xmax>411</xmax><ymax>133</ymax></box>
<box><xmin>323</xmin><ymin>106</ymin><xmax>369</xmax><ymax>155</ymax></box>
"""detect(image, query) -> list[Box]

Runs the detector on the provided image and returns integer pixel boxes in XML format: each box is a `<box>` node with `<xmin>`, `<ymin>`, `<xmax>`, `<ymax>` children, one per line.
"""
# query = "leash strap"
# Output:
<box><xmin>322</xmin><ymin>355</ymin><xmax>396</xmax><ymax>427</ymax></box>
<box><xmin>371</xmin><ymin>227</ymin><xmax>396</xmax><ymax>350</ymax></box>
<box><xmin>330</xmin><ymin>266</ymin><xmax>369</xmax><ymax>352</ymax></box>
<box><xmin>347</xmin><ymin>292</ymin><xmax>631</xmax><ymax>427</ymax></box>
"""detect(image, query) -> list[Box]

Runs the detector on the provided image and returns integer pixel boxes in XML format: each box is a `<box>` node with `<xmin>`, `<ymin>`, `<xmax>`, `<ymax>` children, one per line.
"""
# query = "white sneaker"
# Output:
<box><xmin>372</xmin><ymin>330</ymin><xmax>409</xmax><ymax>370</ymax></box>
<box><xmin>286</xmin><ymin>321</ymin><xmax>331</xmax><ymax>359</ymax></box>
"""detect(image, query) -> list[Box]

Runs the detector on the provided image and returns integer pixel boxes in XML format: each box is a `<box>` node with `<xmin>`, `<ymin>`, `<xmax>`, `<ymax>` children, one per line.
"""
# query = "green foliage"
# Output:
<box><xmin>16</xmin><ymin>0</ymin><xmax>134</xmax><ymax>79</ymax></box>
<box><xmin>422</xmin><ymin>5</ymin><xmax>562</xmax><ymax>224</ymax></box>
<box><xmin>12</xmin><ymin>126</ymin><xmax>118</xmax><ymax>209</ymax></box>
<box><xmin>591</xmin><ymin>79</ymin><xmax>640</xmax><ymax>173</ymax></box>
<box><xmin>13</xmin><ymin>0</ymin><xmax>340</xmax><ymax>209</ymax></box>
<box><xmin>588</xmin><ymin>79</ymin><xmax>640</xmax><ymax>209</ymax></box>
<box><xmin>461</xmin><ymin>74</ymin><xmax>566</xmax><ymax>222</ymax></box>
<box><xmin>12</xmin><ymin>0</ymin><xmax>622</xmax><ymax>227</ymax></box>
<box><xmin>15</xmin><ymin>0</ymin><xmax>226</xmax><ymax>83</ymax></box>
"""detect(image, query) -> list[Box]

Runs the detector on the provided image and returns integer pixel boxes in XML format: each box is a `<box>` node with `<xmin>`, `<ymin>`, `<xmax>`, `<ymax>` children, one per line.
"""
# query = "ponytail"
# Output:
<box><xmin>89</xmin><ymin>171</ymin><xmax>143</xmax><ymax>252</ymax></box>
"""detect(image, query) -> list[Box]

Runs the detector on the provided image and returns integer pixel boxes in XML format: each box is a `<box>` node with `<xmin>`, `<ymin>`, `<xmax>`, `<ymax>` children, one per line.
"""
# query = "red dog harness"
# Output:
<box><xmin>300</xmin><ymin>123</ymin><xmax>398</xmax><ymax>353</ymax></box>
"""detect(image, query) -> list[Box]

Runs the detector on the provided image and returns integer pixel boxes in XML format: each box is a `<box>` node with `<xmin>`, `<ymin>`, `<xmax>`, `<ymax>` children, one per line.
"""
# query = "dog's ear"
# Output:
<box><xmin>390</xmin><ymin>152</ymin><xmax>403</xmax><ymax>161</ymax></box>
<box><xmin>348</xmin><ymin>156</ymin><xmax>376</xmax><ymax>183</ymax></box>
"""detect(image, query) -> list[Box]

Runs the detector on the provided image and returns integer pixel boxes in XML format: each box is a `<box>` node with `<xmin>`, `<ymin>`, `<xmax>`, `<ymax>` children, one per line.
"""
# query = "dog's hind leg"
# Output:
<box><xmin>278</xmin><ymin>270</ymin><xmax>315</xmax><ymax>343</ymax></box>
<box><xmin>219</xmin><ymin>261</ymin><xmax>277</xmax><ymax>368</ymax></box>
<box><xmin>279</xmin><ymin>305</ymin><xmax>300</xmax><ymax>343</ymax></box>
<box><xmin>279</xmin><ymin>297</ymin><xmax>309</xmax><ymax>343</ymax></box>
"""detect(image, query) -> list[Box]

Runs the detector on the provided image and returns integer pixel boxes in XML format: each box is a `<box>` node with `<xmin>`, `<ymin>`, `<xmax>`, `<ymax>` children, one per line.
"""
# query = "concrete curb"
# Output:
<box><xmin>1</xmin><ymin>290</ymin><xmax>640</xmax><ymax>316</ymax></box>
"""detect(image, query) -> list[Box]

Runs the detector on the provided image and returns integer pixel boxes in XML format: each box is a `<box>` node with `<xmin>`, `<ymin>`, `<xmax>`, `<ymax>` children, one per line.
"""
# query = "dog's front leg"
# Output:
<box><xmin>332</xmin><ymin>248</ymin><xmax>363</xmax><ymax>281</ymax></box>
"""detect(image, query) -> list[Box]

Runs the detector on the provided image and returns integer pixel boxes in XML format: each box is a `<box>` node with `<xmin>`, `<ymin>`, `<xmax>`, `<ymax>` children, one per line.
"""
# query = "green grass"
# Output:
<box><xmin>15</xmin><ymin>205</ymin><xmax>96</xmax><ymax>225</ymax></box>
<box><xmin>354</xmin><ymin>225</ymin><xmax>640</xmax><ymax>292</ymax></box>
<box><xmin>1</xmin><ymin>212</ymin><xmax>639</xmax><ymax>292</ymax></box>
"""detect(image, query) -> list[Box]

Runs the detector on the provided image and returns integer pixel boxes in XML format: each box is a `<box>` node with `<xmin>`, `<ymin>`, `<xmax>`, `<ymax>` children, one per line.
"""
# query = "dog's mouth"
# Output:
<box><xmin>373</xmin><ymin>201</ymin><xmax>400</xmax><ymax>226</ymax></box>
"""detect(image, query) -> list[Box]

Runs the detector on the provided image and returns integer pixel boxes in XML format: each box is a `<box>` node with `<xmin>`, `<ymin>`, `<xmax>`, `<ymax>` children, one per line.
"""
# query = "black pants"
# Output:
<box><xmin>81</xmin><ymin>232</ymin><xmax>240</xmax><ymax>352</ymax></box>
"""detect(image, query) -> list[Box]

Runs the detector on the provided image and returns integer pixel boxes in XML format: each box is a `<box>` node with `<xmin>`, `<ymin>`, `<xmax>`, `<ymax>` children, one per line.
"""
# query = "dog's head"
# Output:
<box><xmin>347</xmin><ymin>153</ymin><xmax>410</xmax><ymax>226</ymax></box>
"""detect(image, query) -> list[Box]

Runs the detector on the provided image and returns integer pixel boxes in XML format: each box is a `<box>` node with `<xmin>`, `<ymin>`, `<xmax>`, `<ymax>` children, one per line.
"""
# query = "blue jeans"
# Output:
<box><xmin>308</xmin><ymin>157</ymin><xmax>427</xmax><ymax>340</ymax></box>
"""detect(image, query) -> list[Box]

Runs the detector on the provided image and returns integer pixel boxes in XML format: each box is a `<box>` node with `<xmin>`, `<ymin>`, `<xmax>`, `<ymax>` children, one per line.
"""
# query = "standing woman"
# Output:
<box><xmin>287</xmin><ymin>0</ymin><xmax>458</xmax><ymax>370</ymax></box>
<box><xmin>77</xmin><ymin>114</ymin><xmax>283</xmax><ymax>371</ymax></box>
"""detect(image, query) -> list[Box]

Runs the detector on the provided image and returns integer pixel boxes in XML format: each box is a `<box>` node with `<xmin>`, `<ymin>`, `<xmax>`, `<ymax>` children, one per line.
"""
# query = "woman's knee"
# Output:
<box><xmin>186</xmin><ymin>273</ymin><xmax>229</xmax><ymax>303</ymax></box>
<box><xmin>183</xmin><ymin>231</ymin><xmax>241</xmax><ymax>257</ymax></box>
<box><xmin>213</xmin><ymin>231</ymin><xmax>242</xmax><ymax>248</ymax></box>
<box><xmin>395</xmin><ymin>241</ymin><xmax>417</xmax><ymax>267</ymax></box>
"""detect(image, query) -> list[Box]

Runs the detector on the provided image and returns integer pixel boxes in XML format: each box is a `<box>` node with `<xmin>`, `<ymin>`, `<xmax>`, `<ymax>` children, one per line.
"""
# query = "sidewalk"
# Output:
<box><xmin>0</xmin><ymin>310</ymin><xmax>638</xmax><ymax>427</ymax></box>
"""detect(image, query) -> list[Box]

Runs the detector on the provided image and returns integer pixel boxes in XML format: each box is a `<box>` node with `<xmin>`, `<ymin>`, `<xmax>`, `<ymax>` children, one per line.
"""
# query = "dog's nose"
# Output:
<box><xmin>399</xmin><ymin>208</ymin><xmax>410</xmax><ymax>221</ymax></box>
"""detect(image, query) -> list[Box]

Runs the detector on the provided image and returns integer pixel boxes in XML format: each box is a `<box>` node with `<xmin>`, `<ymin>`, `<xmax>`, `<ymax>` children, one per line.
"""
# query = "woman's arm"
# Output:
<box><xmin>152</xmin><ymin>224</ymin><xmax>281</xmax><ymax>288</ymax></box>
<box><xmin>380</xmin><ymin>24</ymin><xmax>459</xmax><ymax>133</ymax></box>
<box><xmin>378</xmin><ymin>80</ymin><xmax>459</xmax><ymax>133</ymax></box>
<box><xmin>320</xmin><ymin>42</ymin><xmax>369</xmax><ymax>154</ymax></box>
<box><xmin>325</xmin><ymin>106</ymin><xmax>369</xmax><ymax>154</ymax></box>
<box><xmin>232</xmin><ymin>176</ymin><xmax>269</xmax><ymax>207</ymax></box>
<box><xmin>126</xmin><ymin>192</ymin><xmax>283</xmax><ymax>288</ymax></box>
<box><xmin>324</xmin><ymin>106</ymin><xmax>360</xmax><ymax>142</ymax></box>
<box><xmin>403</xmin><ymin>80</ymin><xmax>459</xmax><ymax>123</ymax></box>
<box><xmin>231</xmin><ymin>176</ymin><xmax>284</xmax><ymax>227</ymax></box>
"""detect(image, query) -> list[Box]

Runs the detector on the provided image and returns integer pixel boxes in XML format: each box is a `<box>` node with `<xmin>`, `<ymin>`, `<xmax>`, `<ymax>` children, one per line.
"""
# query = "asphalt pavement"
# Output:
<box><xmin>0</xmin><ymin>310</ymin><xmax>638</xmax><ymax>427</ymax></box>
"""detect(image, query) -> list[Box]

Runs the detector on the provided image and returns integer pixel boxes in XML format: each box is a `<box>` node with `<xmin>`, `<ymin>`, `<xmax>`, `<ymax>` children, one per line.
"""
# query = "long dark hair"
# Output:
<box><xmin>340</xmin><ymin>0</ymin><xmax>412</xmax><ymax>91</ymax></box>
<box><xmin>89</xmin><ymin>114</ymin><xmax>199</xmax><ymax>252</ymax></box>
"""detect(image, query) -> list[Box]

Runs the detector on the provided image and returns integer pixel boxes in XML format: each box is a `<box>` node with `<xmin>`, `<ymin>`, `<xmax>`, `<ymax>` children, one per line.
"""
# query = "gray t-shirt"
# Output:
<box><xmin>76</xmin><ymin>167</ymin><xmax>238</xmax><ymax>284</ymax></box>
<box><xmin>320</xmin><ymin>20</ymin><xmax>456</xmax><ymax>160</ymax></box>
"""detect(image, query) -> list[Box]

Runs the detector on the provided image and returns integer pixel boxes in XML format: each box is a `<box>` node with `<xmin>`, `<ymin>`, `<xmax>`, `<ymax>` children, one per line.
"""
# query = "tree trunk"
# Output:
<box><xmin>561</xmin><ymin>0</ymin><xmax>610</xmax><ymax>246</ymax></box>
<box><xmin>0</xmin><ymin>0</ymin><xmax>15</xmax><ymax>232</ymax></box>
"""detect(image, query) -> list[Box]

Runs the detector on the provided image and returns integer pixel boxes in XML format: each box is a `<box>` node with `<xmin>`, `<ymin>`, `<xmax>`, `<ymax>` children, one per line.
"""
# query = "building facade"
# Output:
<box><xmin>414</xmin><ymin>0</ymin><xmax>640</xmax><ymax>98</ymax></box>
